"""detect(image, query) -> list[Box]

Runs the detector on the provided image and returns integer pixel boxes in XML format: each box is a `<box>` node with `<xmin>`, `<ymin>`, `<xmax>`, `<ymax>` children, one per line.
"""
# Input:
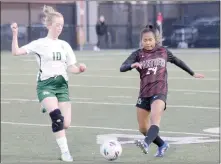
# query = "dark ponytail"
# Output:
<box><xmin>145</xmin><ymin>24</ymin><xmax>154</xmax><ymax>30</ymax></box>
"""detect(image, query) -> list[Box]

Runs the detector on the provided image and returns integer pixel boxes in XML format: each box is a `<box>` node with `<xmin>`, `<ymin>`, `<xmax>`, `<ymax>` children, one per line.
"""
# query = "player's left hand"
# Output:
<box><xmin>79</xmin><ymin>63</ymin><xmax>86</xmax><ymax>72</ymax></box>
<box><xmin>193</xmin><ymin>73</ymin><xmax>205</xmax><ymax>78</ymax></box>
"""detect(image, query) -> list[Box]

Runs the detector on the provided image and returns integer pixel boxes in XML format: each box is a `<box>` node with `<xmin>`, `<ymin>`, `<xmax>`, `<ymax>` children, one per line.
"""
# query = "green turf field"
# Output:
<box><xmin>1</xmin><ymin>49</ymin><xmax>220</xmax><ymax>164</ymax></box>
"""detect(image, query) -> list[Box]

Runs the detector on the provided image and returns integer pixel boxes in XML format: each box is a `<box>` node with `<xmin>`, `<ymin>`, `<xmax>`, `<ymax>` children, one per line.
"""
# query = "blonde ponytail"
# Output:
<box><xmin>42</xmin><ymin>5</ymin><xmax>62</xmax><ymax>26</ymax></box>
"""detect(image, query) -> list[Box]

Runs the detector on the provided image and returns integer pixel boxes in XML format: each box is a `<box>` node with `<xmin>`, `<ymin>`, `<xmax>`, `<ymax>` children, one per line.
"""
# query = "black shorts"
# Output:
<box><xmin>136</xmin><ymin>94</ymin><xmax>167</xmax><ymax>111</ymax></box>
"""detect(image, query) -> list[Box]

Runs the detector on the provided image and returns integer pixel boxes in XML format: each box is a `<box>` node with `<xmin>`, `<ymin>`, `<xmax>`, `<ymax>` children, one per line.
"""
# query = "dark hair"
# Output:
<box><xmin>145</xmin><ymin>24</ymin><xmax>154</xmax><ymax>30</ymax></box>
<box><xmin>140</xmin><ymin>24</ymin><xmax>161</xmax><ymax>43</ymax></box>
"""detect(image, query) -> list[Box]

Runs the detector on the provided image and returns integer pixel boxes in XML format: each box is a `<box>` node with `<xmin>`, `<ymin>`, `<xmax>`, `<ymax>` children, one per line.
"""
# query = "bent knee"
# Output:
<box><xmin>63</xmin><ymin>121</ymin><xmax>71</xmax><ymax>129</ymax></box>
<box><xmin>139</xmin><ymin>127</ymin><xmax>149</xmax><ymax>135</ymax></box>
<box><xmin>49</xmin><ymin>109</ymin><xmax>64</xmax><ymax>133</ymax></box>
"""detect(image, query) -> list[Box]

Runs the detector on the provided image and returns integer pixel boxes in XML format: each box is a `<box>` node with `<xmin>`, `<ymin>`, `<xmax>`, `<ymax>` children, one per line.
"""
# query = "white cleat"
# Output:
<box><xmin>93</xmin><ymin>46</ymin><xmax>100</xmax><ymax>51</ymax></box>
<box><xmin>61</xmin><ymin>152</ymin><xmax>73</xmax><ymax>162</ymax></box>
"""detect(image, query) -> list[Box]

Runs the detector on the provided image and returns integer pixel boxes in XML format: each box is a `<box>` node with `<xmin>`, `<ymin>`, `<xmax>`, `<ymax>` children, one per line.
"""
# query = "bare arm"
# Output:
<box><xmin>11</xmin><ymin>23</ymin><xmax>27</xmax><ymax>56</ymax></box>
<box><xmin>64</xmin><ymin>41</ymin><xmax>87</xmax><ymax>74</ymax></box>
<box><xmin>67</xmin><ymin>65</ymin><xmax>83</xmax><ymax>74</ymax></box>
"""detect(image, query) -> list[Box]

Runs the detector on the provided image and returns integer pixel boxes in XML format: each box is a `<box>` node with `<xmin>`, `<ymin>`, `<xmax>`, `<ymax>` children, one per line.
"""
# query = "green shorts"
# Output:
<box><xmin>37</xmin><ymin>75</ymin><xmax>70</xmax><ymax>102</ymax></box>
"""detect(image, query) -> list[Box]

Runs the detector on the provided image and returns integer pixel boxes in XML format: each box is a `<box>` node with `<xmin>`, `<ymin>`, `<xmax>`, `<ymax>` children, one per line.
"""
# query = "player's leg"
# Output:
<box><xmin>51</xmin><ymin>78</ymin><xmax>73</xmax><ymax>162</ymax></box>
<box><xmin>136</xmin><ymin>107</ymin><xmax>164</xmax><ymax>146</ymax></box>
<box><xmin>137</xmin><ymin>95</ymin><xmax>169</xmax><ymax>156</ymax></box>
<box><xmin>135</xmin><ymin>97</ymin><xmax>165</xmax><ymax>154</ymax></box>
<box><xmin>40</xmin><ymin>96</ymin><xmax>73</xmax><ymax>162</ymax></box>
<box><xmin>56</xmin><ymin>81</ymin><xmax>72</xmax><ymax>130</ymax></box>
<box><xmin>149</xmin><ymin>99</ymin><xmax>169</xmax><ymax>157</ymax></box>
<box><xmin>136</xmin><ymin>98</ymin><xmax>165</xmax><ymax>154</ymax></box>
<box><xmin>57</xmin><ymin>101</ymin><xmax>73</xmax><ymax>162</ymax></box>
<box><xmin>145</xmin><ymin>99</ymin><xmax>165</xmax><ymax>145</ymax></box>
<box><xmin>135</xmin><ymin>98</ymin><xmax>151</xmax><ymax>135</ymax></box>
<box><xmin>37</xmin><ymin>79</ymin><xmax>73</xmax><ymax>162</ymax></box>
<box><xmin>41</xmin><ymin>97</ymin><xmax>64</xmax><ymax>137</ymax></box>
<box><xmin>149</xmin><ymin>96</ymin><xmax>169</xmax><ymax>157</ymax></box>
<box><xmin>136</xmin><ymin>107</ymin><xmax>150</xmax><ymax>136</ymax></box>
<box><xmin>59</xmin><ymin>101</ymin><xmax>71</xmax><ymax>129</ymax></box>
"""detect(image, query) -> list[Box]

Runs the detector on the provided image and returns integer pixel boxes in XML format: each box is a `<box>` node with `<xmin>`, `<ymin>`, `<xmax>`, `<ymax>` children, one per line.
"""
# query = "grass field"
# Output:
<box><xmin>1</xmin><ymin>49</ymin><xmax>220</xmax><ymax>164</ymax></box>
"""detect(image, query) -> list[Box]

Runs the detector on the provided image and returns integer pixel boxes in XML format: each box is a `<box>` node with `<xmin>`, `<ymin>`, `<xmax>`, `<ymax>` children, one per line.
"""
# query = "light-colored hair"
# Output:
<box><xmin>155</xmin><ymin>29</ymin><xmax>162</xmax><ymax>45</ymax></box>
<box><xmin>42</xmin><ymin>5</ymin><xmax>63</xmax><ymax>26</ymax></box>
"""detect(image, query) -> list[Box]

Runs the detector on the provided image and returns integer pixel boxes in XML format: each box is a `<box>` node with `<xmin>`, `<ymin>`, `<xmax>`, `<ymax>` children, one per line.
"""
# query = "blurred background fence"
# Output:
<box><xmin>1</xmin><ymin>1</ymin><xmax>220</xmax><ymax>50</ymax></box>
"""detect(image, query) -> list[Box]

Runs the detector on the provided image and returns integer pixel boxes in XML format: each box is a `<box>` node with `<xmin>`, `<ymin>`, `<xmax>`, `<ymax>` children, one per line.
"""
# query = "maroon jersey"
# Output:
<box><xmin>120</xmin><ymin>46</ymin><xmax>194</xmax><ymax>97</ymax></box>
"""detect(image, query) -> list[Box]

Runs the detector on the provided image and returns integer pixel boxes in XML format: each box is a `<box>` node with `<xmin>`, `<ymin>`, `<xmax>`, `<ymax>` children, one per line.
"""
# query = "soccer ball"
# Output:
<box><xmin>100</xmin><ymin>140</ymin><xmax>122</xmax><ymax>161</ymax></box>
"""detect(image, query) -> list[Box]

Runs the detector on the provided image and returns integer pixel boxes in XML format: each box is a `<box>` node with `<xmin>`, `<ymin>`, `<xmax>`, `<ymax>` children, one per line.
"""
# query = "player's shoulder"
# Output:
<box><xmin>33</xmin><ymin>37</ymin><xmax>60</xmax><ymax>47</ymax></box>
<box><xmin>131</xmin><ymin>48</ymin><xmax>142</xmax><ymax>56</ymax></box>
<box><xmin>157</xmin><ymin>46</ymin><xmax>168</xmax><ymax>51</ymax></box>
<box><xmin>58</xmin><ymin>39</ymin><xmax>71</xmax><ymax>48</ymax></box>
<box><xmin>157</xmin><ymin>46</ymin><xmax>172</xmax><ymax>54</ymax></box>
<box><xmin>30</xmin><ymin>37</ymin><xmax>45</xmax><ymax>44</ymax></box>
<box><xmin>58</xmin><ymin>39</ymin><xmax>69</xmax><ymax>45</ymax></box>
<box><xmin>24</xmin><ymin>38</ymin><xmax>47</xmax><ymax>49</ymax></box>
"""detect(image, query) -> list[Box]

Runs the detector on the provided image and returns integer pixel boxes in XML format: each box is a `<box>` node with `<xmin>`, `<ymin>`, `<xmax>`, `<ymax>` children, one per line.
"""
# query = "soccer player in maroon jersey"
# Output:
<box><xmin>120</xmin><ymin>25</ymin><xmax>204</xmax><ymax>157</ymax></box>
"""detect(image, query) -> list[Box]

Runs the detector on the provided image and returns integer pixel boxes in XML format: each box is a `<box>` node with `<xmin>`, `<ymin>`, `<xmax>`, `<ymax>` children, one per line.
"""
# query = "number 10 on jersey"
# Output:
<box><xmin>53</xmin><ymin>52</ymin><xmax>61</xmax><ymax>61</ymax></box>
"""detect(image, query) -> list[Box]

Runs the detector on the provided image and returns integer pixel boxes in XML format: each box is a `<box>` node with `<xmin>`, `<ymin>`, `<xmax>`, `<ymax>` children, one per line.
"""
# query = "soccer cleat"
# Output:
<box><xmin>154</xmin><ymin>142</ymin><xmax>170</xmax><ymax>157</ymax></box>
<box><xmin>60</xmin><ymin>152</ymin><xmax>73</xmax><ymax>162</ymax></box>
<box><xmin>135</xmin><ymin>140</ymin><xmax>149</xmax><ymax>154</ymax></box>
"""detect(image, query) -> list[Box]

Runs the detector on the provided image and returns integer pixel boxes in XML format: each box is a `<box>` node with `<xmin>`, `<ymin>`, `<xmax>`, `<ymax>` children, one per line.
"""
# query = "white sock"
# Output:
<box><xmin>56</xmin><ymin>137</ymin><xmax>70</xmax><ymax>154</ymax></box>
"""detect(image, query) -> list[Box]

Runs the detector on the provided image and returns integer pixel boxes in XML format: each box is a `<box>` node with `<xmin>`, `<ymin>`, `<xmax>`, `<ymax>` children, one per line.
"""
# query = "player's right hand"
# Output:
<box><xmin>11</xmin><ymin>23</ymin><xmax>18</xmax><ymax>35</ymax></box>
<box><xmin>79</xmin><ymin>63</ymin><xmax>86</xmax><ymax>72</ymax></box>
<box><xmin>131</xmin><ymin>62</ymin><xmax>142</xmax><ymax>69</ymax></box>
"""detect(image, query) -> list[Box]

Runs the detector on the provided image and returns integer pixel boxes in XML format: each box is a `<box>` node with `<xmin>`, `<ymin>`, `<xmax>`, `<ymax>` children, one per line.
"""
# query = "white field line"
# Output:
<box><xmin>1</xmin><ymin>98</ymin><xmax>219</xmax><ymax>110</ymax></box>
<box><xmin>1</xmin><ymin>121</ymin><xmax>219</xmax><ymax>137</ymax></box>
<box><xmin>1</xmin><ymin>82</ymin><xmax>219</xmax><ymax>94</ymax></box>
